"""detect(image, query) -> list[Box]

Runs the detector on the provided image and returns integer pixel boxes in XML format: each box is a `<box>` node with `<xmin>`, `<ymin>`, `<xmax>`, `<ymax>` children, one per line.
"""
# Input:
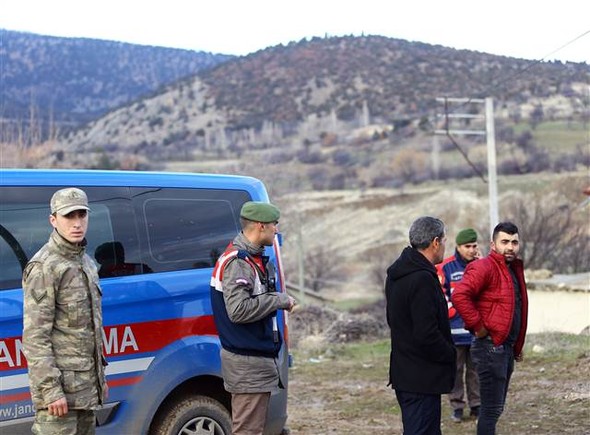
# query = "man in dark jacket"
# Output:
<box><xmin>452</xmin><ymin>221</ymin><xmax>528</xmax><ymax>435</ymax></box>
<box><xmin>385</xmin><ymin>216</ymin><xmax>456</xmax><ymax>435</ymax></box>
<box><xmin>436</xmin><ymin>228</ymin><xmax>481</xmax><ymax>423</ymax></box>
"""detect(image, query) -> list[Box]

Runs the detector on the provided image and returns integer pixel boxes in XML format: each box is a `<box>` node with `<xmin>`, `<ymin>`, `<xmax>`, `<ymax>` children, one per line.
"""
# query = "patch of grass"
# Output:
<box><xmin>293</xmin><ymin>340</ymin><xmax>389</xmax><ymax>384</ymax></box>
<box><xmin>525</xmin><ymin>332</ymin><xmax>590</xmax><ymax>361</ymax></box>
<box><xmin>513</xmin><ymin>120</ymin><xmax>588</xmax><ymax>154</ymax></box>
<box><xmin>331</xmin><ymin>339</ymin><xmax>390</xmax><ymax>359</ymax></box>
<box><xmin>331</xmin><ymin>297</ymin><xmax>381</xmax><ymax>311</ymax></box>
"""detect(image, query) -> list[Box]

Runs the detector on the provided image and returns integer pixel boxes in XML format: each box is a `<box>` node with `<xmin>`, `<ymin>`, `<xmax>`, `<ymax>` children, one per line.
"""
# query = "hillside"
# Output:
<box><xmin>276</xmin><ymin>171</ymin><xmax>589</xmax><ymax>301</ymax></box>
<box><xmin>199</xmin><ymin>35</ymin><xmax>588</xmax><ymax>124</ymax></box>
<box><xmin>0</xmin><ymin>29</ymin><xmax>233</xmax><ymax>142</ymax></box>
<box><xmin>35</xmin><ymin>34</ymin><xmax>588</xmax><ymax>181</ymax></box>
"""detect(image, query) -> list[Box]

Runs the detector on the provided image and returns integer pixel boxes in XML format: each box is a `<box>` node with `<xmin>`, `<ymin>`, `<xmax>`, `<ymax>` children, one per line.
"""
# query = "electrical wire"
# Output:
<box><xmin>441</xmin><ymin>29</ymin><xmax>590</xmax><ymax>117</ymax></box>
<box><xmin>434</xmin><ymin>29</ymin><xmax>590</xmax><ymax>181</ymax></box>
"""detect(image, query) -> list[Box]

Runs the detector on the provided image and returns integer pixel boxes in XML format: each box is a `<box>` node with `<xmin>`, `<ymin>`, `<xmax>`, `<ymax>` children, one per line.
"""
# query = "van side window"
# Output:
<box><xmin>131</xmin><ymin>187</ymin><xmax>249</xmax><ymax>272</ymax></box>
<box><xmin>0</xmin><ymin>228</ymin><xmax>28</xmax><ymax>290</ymax></box>
<box><xmin>0</xmin><ymin>186</ymin><xmax>140</xmax><ymax>290</ymax></box>
<box><xmin>0</xmin><ymin>195</ymin><xmax>50</xmax><ymax>290</ymax></box>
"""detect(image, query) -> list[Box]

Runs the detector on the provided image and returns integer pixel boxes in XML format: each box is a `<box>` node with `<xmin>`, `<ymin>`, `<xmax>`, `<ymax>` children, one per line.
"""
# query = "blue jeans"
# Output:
<box><xmin>470</xmin><ymin>337</ymin><xmax>514</xmax><ymax>435</ymax></box>
<box><xmin>395</xmin><ymin>390</ymin><xmax>441</xmax><ymax>435</ymax></box>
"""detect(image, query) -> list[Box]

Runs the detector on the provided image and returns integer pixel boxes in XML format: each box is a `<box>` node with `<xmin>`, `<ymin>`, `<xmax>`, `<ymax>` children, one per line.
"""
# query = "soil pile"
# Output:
<box><xmin>289</xmin><ymin>300</ymin><xmax>389</xmax><ymax>347</ymax></box>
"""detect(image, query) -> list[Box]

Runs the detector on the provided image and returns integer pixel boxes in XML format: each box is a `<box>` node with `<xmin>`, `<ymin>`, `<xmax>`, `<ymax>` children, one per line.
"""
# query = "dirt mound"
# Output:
<box><xmin>289</xmin><ymin>300</ymin><xmax>389</xmax><ymax>347</ymax></box>
<box><xmin>324</xmin><ymin>313</ymin><xmax>387</xmax><ymax>343</ymax></box>
<box><xmin>288</xmin><ymin>305</ymin><xmax>341</xmax><ymax>347</ymax></box>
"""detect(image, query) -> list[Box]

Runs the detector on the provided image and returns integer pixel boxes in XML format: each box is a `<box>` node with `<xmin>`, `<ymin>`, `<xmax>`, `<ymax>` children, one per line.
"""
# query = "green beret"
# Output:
<box><xmin>456</xmin><ymin>228</ymin><xmax>478</xmax><ymax>245</ymax></box>
<box><xmin>240</xmin><ymin>201</ymin><xmax>280</xmax><ymax>223</ymax></box>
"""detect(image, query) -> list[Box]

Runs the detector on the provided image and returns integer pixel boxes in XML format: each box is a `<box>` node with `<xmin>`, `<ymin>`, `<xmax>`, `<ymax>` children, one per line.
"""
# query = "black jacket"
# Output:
<box><xmin>385</xmin><ymin>246</ymin><xmax>456</xmax><ymax>394</ymax></box>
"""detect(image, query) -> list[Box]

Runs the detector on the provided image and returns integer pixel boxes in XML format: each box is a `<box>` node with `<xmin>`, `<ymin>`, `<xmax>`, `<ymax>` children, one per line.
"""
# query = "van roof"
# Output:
<box><xmin>0</xmin><ymin>169</ymin><xmax>268</xmax><ymax>198</ymax></box>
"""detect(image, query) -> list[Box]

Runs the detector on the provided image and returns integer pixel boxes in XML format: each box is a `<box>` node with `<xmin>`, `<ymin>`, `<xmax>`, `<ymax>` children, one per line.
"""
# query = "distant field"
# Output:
<box><xmin>514</xmin><ymin>120</ymin><xmax>588</xmax><ymax>155</ymax></box>
<box><xmin>416</xmin><ymin>169</ymin><xmax>588</xmax><ymax>198</ymax></box>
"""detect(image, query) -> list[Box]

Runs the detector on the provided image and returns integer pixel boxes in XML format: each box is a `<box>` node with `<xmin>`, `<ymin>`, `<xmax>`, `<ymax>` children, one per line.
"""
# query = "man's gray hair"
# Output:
<box><xmin>409</xmin><ymin>216</ymin><xmax>446</xmax><ymax>250</ymax></box>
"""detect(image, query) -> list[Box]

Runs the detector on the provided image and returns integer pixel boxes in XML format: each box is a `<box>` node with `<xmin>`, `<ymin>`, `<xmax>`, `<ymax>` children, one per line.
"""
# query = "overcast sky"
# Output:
<box><xmin>2</xmin><ymin>0</ymin><xmax>589</xmax><ymax>63</ymax></box>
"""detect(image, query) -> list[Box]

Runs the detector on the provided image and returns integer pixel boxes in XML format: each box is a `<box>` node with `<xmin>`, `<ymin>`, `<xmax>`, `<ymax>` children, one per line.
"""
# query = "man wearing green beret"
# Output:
<box><xmin>436</xmin><ymin>228</ymin><xmax>481</xmax><ymax>423</ymax></box>
<box><xmin>210</xmin><ymin>201</ymin><xmax>295</xmax><ymax>435</ymax></box>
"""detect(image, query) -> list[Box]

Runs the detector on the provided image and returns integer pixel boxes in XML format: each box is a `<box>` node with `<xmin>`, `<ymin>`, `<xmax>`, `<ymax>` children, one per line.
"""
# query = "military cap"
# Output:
<box><xmin>456</xmin><ymin>228</ymin><xmax>478</xmax><ymax>245</ymax></box>
<box><xmin>50</xmin><ymin>187</ymin><xmax>90</xmax><ymax>216</ymax></box>
<box><xmin>240</xmin><ymin>201</ymin><xmax>280</xmax><ymax>223</ymax></box>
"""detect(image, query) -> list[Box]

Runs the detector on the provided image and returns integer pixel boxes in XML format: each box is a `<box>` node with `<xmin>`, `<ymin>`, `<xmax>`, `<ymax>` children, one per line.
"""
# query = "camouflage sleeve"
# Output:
<box><xmin>22</xmin><ymin>262</ymin><xmax>64</xmax><ymax>406</ymax></box>
<box><xmin>222</xmin><ymin>258</ymin><xmax>290</xmax><ymax>324</ymax></box>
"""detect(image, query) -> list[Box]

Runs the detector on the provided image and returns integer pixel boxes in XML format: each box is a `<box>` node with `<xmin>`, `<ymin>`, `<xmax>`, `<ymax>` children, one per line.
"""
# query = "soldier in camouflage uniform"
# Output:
<box><xmin>22</xmin><ymin>188</ymin><xmax>107</xmax><ymax>435</ymax></box>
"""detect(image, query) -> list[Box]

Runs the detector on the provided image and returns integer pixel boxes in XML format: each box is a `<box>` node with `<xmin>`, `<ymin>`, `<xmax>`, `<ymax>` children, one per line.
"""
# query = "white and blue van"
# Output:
<box><xmin>0</xmin><ymin>169</ymin><xmax>290</xmax><ymax>434</ymax></box>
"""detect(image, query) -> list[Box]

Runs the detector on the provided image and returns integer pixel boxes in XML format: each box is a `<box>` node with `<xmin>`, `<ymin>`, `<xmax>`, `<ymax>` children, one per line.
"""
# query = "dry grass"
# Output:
<box><xmin>286</xmin><ymin>333</ymin><xmax>590</xmax><ymax>434</ymax></box>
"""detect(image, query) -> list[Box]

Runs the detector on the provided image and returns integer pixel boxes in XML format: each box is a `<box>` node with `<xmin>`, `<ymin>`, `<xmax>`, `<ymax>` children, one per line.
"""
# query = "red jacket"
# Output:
<box><xmin>452</xmin><ymin>250</ymin><xmax>528</xmax><ymax>357</ymax></box>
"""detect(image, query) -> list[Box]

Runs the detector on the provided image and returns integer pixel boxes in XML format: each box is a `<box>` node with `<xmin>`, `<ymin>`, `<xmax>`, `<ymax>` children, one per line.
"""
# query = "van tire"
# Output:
<box><xmin>151</xmin><ymin>395</ymin><xmax>231</xmax><ymax>435</ymax></box>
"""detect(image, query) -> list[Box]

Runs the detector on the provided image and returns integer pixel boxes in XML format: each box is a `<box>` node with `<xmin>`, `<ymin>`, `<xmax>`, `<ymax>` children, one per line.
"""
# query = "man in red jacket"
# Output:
<box><xmin>452</xmin><ymin>222</ymin><xmax>528</xmax><ymax>435</ymax></box>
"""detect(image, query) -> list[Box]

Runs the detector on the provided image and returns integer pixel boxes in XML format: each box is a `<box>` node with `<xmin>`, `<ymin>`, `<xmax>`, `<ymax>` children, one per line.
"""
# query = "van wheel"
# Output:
<box><xmin>151</xmin><ymin>395</ymin><xmax>231</xmax><ymax>435</ymax></box>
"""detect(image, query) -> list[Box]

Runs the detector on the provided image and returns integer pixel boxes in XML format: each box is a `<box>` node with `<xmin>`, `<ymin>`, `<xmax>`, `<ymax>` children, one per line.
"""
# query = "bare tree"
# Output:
<box><xmin>510</xmin><ymin>199</ymin><xmax>570</xmax><ymax>268</ymax></box>
<box><xmin>366</xmin><ymin>244</ymin><xmax>403</xmax><ymax>291</ymax></box>
<box><xmin>556</xmin><ymin>226</ymin><xmax>590</xmax><ymax>273</ymax></box>
<box><xmin>390</xmin><ymin>148</ymin><xmax>429</xmax><ymax>188</ymax></box>
<box><xmin>304</xmin><ymin>246</ymin><xmax>343</xmax><ymax>292</ymax></box>
<box><xmin>504</xmin><ymin>185</ymin><xmax>590</xmax><ymax>273</ymax></box>
<box><xmin>529</xmin><ymin>104</ymin><xmax>544</xmax><ymax>129</ymax></box>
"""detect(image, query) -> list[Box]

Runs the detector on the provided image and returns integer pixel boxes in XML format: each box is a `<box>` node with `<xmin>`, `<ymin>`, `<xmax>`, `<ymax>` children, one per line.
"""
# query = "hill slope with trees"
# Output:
<box><xmin>0</xmin><ymin>29</ymin><xmax>233</xmax><ymax>144</ymax></box>
<box><xmin>39</xmin><ymin>35</ymin><xmax>588</xmax><ymax>187</ymax></box>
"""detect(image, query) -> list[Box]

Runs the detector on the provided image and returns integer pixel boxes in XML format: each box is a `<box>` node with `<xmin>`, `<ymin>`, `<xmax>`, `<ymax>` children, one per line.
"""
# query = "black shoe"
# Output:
<box><xmin>451</xmin><ymin>409</ymin><xmax>463</xmax><ymax>423</ymax></box>
<box><xmin>470</xmin><ymin>406</ymin><xmax>480</xmax><ymax>418</ymax></box>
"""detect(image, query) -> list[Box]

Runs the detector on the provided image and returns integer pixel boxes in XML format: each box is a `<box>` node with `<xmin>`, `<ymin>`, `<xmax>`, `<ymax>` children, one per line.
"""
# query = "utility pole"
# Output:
<box><xmin>296</xmin><ymin>213</ymin><xmax>306</xmax><ymax>305</ymax></box>
<box><xmin>435</xmin><ymin>97</ymin><xmax>499</xmax><ymax>236</ymax></box>
<box><xmin>485</xmin><ymin>97</ymin><xmax>499</xmax><ymax>232</ymax></box>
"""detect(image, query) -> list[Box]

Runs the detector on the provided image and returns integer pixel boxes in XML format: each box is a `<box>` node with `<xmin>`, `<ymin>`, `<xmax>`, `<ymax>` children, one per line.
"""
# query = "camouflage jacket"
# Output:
<box><xmin>22</xmin><ymin>230</ymin><xmax>107</xmax><ymax>410</ymax></box>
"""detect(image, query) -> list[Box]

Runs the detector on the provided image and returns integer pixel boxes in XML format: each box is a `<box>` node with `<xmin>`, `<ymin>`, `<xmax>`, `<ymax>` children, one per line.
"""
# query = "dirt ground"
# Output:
<box><xmin>285</xmin><ymin>307</ymin><xmax>590</xmax><ymax>435</ymax></box>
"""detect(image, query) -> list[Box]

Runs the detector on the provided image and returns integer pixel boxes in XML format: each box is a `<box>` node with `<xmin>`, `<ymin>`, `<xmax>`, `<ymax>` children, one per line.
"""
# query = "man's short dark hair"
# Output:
<box><xmin>492</xmin><ymin>221</ymin><xmax>519</xmax><ymax>241</ymax></box>
<box><xmin>409</xmin><ymin>216</ymin><xmax>445</xmax><ymax>250</ymax></box>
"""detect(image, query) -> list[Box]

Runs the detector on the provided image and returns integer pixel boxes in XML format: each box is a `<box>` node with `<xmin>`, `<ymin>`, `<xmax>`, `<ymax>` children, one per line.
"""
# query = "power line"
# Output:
<box><xmin>538</xmin><ymin>30</ymin><xmax>590</xmax><ymax>63</ymax></box>
<box><xmin>437</xmin><ymin>29</ymin><xmax>590</xmax><ymax>118</ymax></box>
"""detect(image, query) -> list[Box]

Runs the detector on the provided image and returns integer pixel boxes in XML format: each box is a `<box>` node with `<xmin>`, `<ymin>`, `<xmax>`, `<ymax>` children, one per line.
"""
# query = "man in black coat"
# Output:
<box><xmin>385</xmin><ymin>216</ymin><xmax>456</xmax><ymax>435</ymax></box>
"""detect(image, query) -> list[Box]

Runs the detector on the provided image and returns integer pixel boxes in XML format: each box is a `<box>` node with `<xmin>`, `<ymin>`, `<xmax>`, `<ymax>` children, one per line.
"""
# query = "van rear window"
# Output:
<box><xmin>130</xmin><ymin>187</ymin><xmax>249</xmax><ymax>273</ymax></box>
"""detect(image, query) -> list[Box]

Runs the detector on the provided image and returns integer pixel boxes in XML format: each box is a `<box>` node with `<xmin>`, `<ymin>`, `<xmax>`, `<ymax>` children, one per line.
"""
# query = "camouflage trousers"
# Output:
<box><xmin>32</xmin><ymin>409</ymin><xmax>96</xmax><ymax>435</ymax></box>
